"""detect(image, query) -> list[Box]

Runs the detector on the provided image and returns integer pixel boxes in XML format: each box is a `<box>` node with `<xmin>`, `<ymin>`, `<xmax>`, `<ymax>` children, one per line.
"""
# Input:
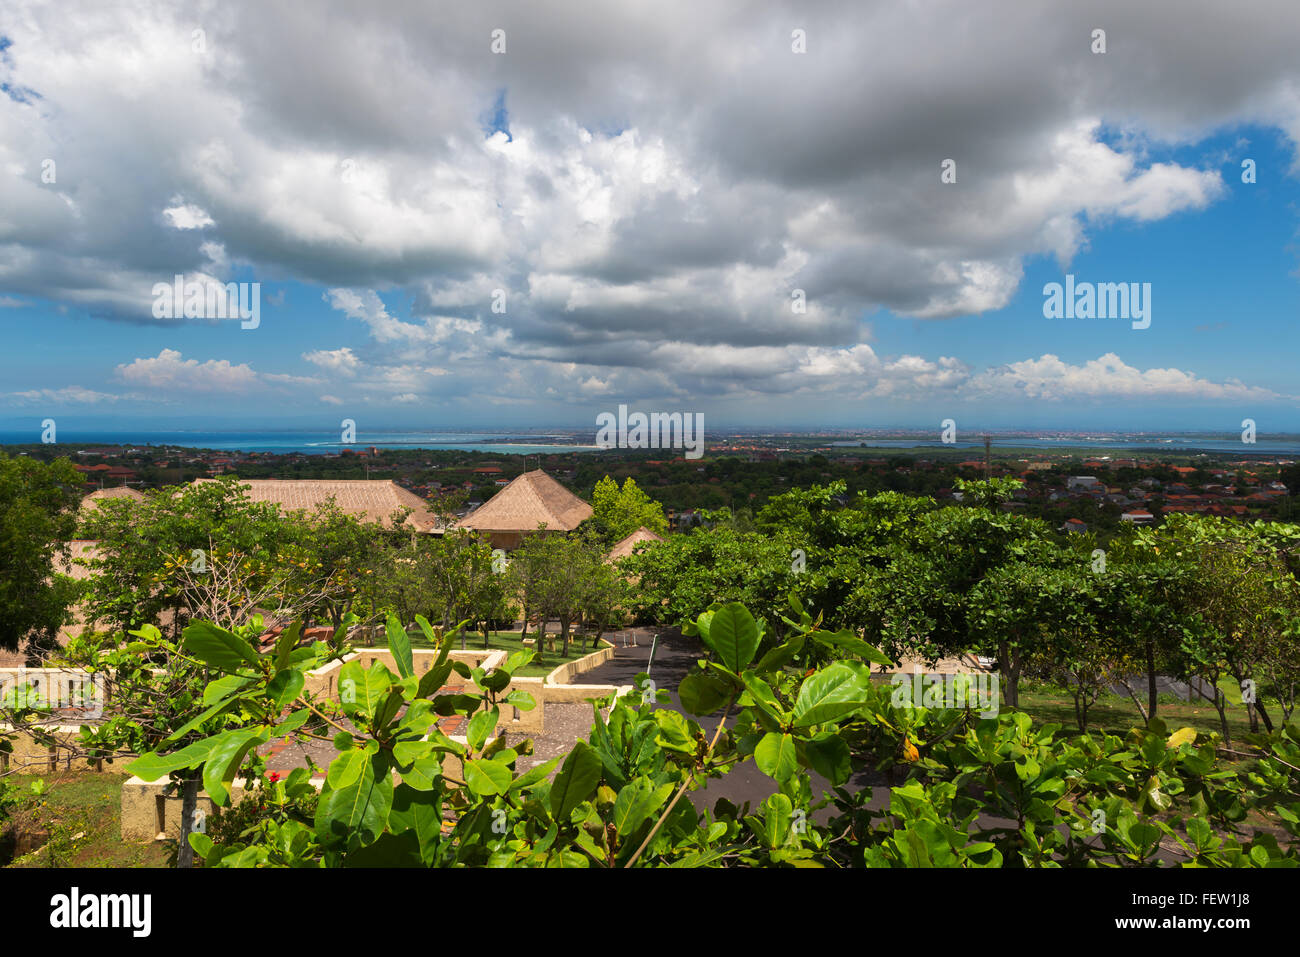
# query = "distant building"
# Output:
<box><xmin>193</xmin><ymin>478</ymin><xmax>442</xmax><ymax>532</ymax></box>
<box><xmin>1067</xmin><ymin>476</ymin><xmax>1100</xmax><ymax>491</ymax></box>
<box><xmin>1121</xmin><ymin>510</ymin><xmax>1156</xmax><ymax>525</ymax></box>
<box><xmin>607</xmin><ymin>527</ymin><xmax>665</xmax><ymax>563</ymax></box>
<box><xmin>454</xmin><ymin>469</ymin><xmax>592</xmax><ymax>549</ymax></box>
<box><xmin>80</xmin><ymin>486</ymin><xmax>145</xmax><ymax>513</ymax></box>
<box><xmin>1061</xmin><ymin>518</ymin><xmax>1088</xmax><ymax>533</ymax></box>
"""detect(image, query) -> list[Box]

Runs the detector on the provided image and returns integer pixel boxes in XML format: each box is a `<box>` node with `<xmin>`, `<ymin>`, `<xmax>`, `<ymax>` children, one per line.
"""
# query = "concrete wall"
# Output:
<box><xmin>122</xmin><ymin>734</ymin><xmax>471</xmax><ymax>843</ymax></box>
<box><xmin>0</xmin><ymin>667</ymin><xmax>104</xmax><ymax>718</ymax></box>
<box><xmin>302</xmin><ymin>648</ymin><xmax>542</xmax><ymax>733</ymax></box>
<box><xmin>544</xmin><ymin>644</ymin><xmax>617</xmax><ymax>685</ymax></box>
<box><xmin>0</xmin><ymin>724</ymin><xmax>103</xmax><ymax>773</ymax></box>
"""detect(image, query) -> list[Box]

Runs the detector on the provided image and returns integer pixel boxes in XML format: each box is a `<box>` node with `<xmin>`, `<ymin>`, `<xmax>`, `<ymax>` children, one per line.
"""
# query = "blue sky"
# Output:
<box><xmin>2</xmin><ymin>2</ymin><xmax>1299</xmax><ymax>434</ymax></box>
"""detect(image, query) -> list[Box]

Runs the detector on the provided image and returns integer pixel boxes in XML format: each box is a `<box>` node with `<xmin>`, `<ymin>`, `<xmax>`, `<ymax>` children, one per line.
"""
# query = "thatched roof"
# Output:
<box><xmin>194</xmin><ymin>479</ymin><xmax>441</xmax><ymax>532</ymax></box>
<box><xmin>607</xmin><ymin>527</ymin><xmax>664</xmax><ymax>562</ymax></box>
<box><xmin>455</xmin><ymin>469</ymin><xmax>591</xmax><ymax>533</ymax></box>
<box><xmin>60</xmin><ymin>540</ymin><xmax>101</xmax><ymax>583</ymax></box>
<box><xmin>80</xmin><ymin>486</ymin><xmax>144</xmax><ymax>512</ymax></box>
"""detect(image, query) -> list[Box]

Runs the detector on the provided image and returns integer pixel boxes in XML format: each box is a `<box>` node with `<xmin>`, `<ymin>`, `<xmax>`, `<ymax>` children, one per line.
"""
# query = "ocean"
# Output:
<box><xmin>2</xmin><ymin>429</ymin><xmax>1298</xmax><ymax>457</ymax></box>
<box><xmin>0</xmin><ymin>430</ymin><xmax>602</xmax><ymax>456</ymax></box>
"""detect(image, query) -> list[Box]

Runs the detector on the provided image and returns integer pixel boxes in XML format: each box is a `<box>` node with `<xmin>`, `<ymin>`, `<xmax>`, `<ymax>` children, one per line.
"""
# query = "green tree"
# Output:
<box><xmin>78</xmin><ymin>477</ymin><xmax>289</xmax><ymax>638</ymax></box>
<box><xmin>620</xmin><ymin>524</ymin><xmax>793</xmax><ymax>628</ymax></box>
<box><xmin>0</xmin><ymin>453</ymin><xmax>81</xmax><ymax>653</ymax></box>
<box><xmin>505</xmin><ymin>528</ymin><xmax>558</xmax><ymax>657</ymax></box>
<box><xmin>590</xmin><ymin>476</ymin><xmax>669</xmax><ymax>542</ymax></box>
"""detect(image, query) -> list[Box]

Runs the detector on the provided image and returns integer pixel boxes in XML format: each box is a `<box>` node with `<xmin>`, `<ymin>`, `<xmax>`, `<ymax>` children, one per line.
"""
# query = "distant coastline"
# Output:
<box><xmin>0</xmin><ymin>430</ymin><xmax>601</xmax><ymax>456</ymax></box>
<box><xmin>1</xmin><ymin>429</ymin><xmax>1298</xmax><ymax>458</ymax></box>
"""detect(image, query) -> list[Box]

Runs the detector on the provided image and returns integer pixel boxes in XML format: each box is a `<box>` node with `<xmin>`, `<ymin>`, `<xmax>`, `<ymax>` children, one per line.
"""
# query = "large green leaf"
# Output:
<box><xmin>741</xmin><ymin>673</ymin><xmax>787</xmax><ymax>722</ymax></box>
<box><xmin>508</xmin><ymin>756</ymin><xmax>561</xmax><ymax>793</ymax></box>
<box><xmin>467</xmin><ymin>707</ymin><xmax>499</xmax><ymax>753</ymax></box>
<box><xmin>387</xmin><ymin>784</ymin><xmax>443</xmax><ymax>864</ymax></box>
<box><xmin>611</xmin><ymin>779</ymin><xmax>674</xmax><ymax>845</ymax></box>
<box><xmin>503</xmin><ymin>687</ymin><xmax>536</xmax><ymax>711</ymax></box>
<box><xmin>463</xmin><ymin>757</ymin><xmax>513</xmax><ymax>796</ymax></box>
<box><xmin>550</xmin><ymin>740</ymin><xmax>602</xmax><ymax>821</ymax></box>
<box><xmin>755</xmin><ymin>793</ymin><xmax>793</xmax><ymax>849</ymax></box>
<box><xmin>273</xmin><ymin>622</ymin><xmax>302</xmax><ymax>673</ymax></box>
<box><xmin>800</xmin><ymin>731</ymin><xmax>852</xmax><ymax>786</ymax></box>
<box><xmin>327</xmin><ymin>747</ymin><xmax>370</xmax><ymax>789</ymax></box>
<box><xmin>398</xmin><ymin>753</ymin><xmax>447</xmax><ymax>792</ymax></box>
<box><xmin>793</xmin><ymin>662</ymin><xmax>871</xmax><ymax>727</ymax></box>
<box><xmin>315</xmin><ymin>751</ymin><xmax>393</xmax><ymax>848</ymax></box>
<box><xmin>338</xmin><ymin>659</ymin><xmax>394</xmax><ymax>718</ymax></box>
<box><xmin>182</xmin><ymin>621</ymin><xmax>260</xmax><ymax>673</ymax></box>
<box><xmin>653</xmin><ymin>709</ymin><xmax>696</xmax><ymax>753</ymax></box>
<box><xmin>266</xmin><ymin>669</ymin><xmax>305</xmax><ymax>712</ymax></box>
<box><xmin>754</xmin><ymin>731</ymin><xmax>798</xmax><ymax>781</ymax></box>
<box><xmin>754</xmin><ymin>634</ymin><xmax>805</xmax><ymax>673</ymax></box>
<box><xmin>808</xmin><ymin>629</ymin><xmax>892</xmax><ymax>667</ymax></box>
<box><xmin>202</xmin><ymin>673</ymin><xmax>253</xmax><ymax>706</ymax></box>
<box><xmin>386</xmin><ymin>614</ymin><xmax>414</xmax><ymax>679</ymax></box>
<box><xmin>161</xmin><ymin>696</ymin><xmax>239</xmax><ymax>744</ymax></box>
<box><xmin>126</xmin><ymin>737</ymin><xmax>218</xmax><ymax>781</ymax></box>
<box><xmin>678</xmin><ymin>670</ymin><xmax>731</xmax><ymax>716</ymax></box>
<box><xmin>372</xmin><ymin>688</ymin><xmax>406</xmax><ymax>734</ymax></box>
<box><xmin>202</xmin><ymin>728</ymin><xmax>268</xmax><ymax>806</ymax></box>
<box><xmin>342</xmin><ymin>830</ymin><xmax>423</xmax><ymax>867</ymax></box>
<box><xmin>416</xmin><ymin>661</ymin><xmax>454</xmax><ymax>699</ymax></box>
<box><xmin>701</xmin><ymin>602</ymin><xmax>760</xmax><ymax>672</ymax></box>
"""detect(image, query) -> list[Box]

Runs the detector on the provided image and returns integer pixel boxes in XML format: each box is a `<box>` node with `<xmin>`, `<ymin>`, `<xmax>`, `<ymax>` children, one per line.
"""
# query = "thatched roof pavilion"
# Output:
<box><xmin>606</xmin><ymin>526</ymin><xmax>664</xmax><ymax>562</ymax></box>
<box><xmin>454</xmin><ymin>469</ymin><xmax>592</xmax><ymax>549</ymax></box>
<box><xmin>193</xmin><ymin>479</ymin><xmax>441</xmax><ymax>532</ymax></box>
<box><xmin>80</xmin><ymin>486</ymin><xmax>144</xmax><ymax>514</ymax></box>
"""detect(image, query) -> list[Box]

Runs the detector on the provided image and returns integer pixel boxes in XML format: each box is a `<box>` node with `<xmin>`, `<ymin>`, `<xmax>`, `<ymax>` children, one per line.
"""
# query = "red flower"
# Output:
<box><xmin>267</xmin><ymin>771</ymin><xmax>283</xmax><ymax>783</ymax></box>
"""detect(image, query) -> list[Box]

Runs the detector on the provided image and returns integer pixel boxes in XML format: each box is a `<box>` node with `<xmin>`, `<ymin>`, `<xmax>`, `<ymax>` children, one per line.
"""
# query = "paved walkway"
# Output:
<box><xmin>579</xmin><ymin>628</ymin><xmax>889</xmax><ymax>821</ymax></box>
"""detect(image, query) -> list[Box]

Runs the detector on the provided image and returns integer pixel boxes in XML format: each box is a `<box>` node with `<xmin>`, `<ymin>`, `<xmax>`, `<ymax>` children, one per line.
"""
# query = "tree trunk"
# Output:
<box><xmin>1214</xmin><ymin>687</ymin><xmax>1231</xmax><ymax>749</ymax></box>
<box><xmin>177</xmin><ymin>772</ymin><xmax>201</xmax><ymax>868</ymax></box>
<box><xmin>1253</xmin><ymin>698</ymin><xmax>1274</xmax><ymax>733</ymax></box>
<box><xmin>1146</xmin><ymin>639</ymin><xmax>1158</xmax><ymax>721</ymax></box>
<box><xmin>996</xmin><ymin>640</ymin><xmax>1020</xmax><ymax>709</ymax></box>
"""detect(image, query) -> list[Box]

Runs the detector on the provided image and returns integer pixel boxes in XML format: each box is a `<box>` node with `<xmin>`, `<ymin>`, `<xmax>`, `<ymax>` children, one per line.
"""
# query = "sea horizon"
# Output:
<box><xmin>3</xmin><ymin>428</ymin><xmax>1300</xmax><ymax>457</ymax></box>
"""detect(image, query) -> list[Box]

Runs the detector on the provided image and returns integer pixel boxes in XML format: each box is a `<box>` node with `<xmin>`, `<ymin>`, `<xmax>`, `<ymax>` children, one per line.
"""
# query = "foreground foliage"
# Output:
<box><xmin>126</xmin><ymin>599</ymin><xmax>1299</xmax><ymax>867</ymax></box>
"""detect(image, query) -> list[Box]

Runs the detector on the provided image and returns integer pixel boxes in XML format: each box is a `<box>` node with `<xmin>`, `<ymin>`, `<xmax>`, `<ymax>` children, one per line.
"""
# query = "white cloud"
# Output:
<box><xmin>163</xmin><ymin>202</ymin><xmax>215</xmax><ymax>230</ymax></box>
<box><xmin>115</xmin><ymin>349</ymin><xmax>315</xmax><ymax>393</ymax></box>
<box><xmin>0</xmin><ymin>0</ymin><xmax>1296</xmax><ymax>414</ymax></box>
<box><xmin>302</xmin><ymin>346</ymin><xmax>360</xmax><ymax>375</ymax></box>
<box><xmin>967</xmin><ymin>352</ymin><xmax>1292</xmax><ymax>402</ymax></box>
<box><xmin>4</xmin><ymin>386</ymin><xmax>120</xmax><ymax>404</ymax></box>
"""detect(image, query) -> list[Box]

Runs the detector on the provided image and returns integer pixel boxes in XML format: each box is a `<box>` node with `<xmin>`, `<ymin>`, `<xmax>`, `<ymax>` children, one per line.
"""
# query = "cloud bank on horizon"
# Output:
<box><xmin>1</xmin><ymin>0</ymin><xmax>1299</xmax><ymax>428</ymax></box>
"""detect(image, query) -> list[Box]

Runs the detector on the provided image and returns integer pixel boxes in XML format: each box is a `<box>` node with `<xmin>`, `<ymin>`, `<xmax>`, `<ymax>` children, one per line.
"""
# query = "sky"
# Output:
<box><xmin>1</xmin><ymin>0</ymin><xmax>1300</xmax><ymax>435</ymax></box>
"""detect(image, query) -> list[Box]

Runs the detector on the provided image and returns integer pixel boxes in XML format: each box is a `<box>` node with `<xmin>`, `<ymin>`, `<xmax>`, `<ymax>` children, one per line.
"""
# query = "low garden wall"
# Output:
<box><xmin>303</xmin><ymin>648</ymin><xmax>544</xmax><ymax>735</ymax></box>
<box><xmin>120</xmin><ymin>736</ymin><xmax>469</xmax><ymax>842</ymax></box>
<box><xmin>539</xmin><ymin>643</ymin><xmax>623</xmax><ymax>703</ymax></box>
<box><xmin>0</xmin><ymin>723</ymin><xmax>97</xmax><ymax>773</ymax></box>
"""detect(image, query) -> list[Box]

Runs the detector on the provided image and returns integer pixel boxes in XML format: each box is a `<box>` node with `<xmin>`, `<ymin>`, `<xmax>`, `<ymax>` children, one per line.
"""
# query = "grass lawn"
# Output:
<box><xmin>1019</xmin><ymin>677</ymin><xmax>1275</xmax><ymax>745</ymax></box>
<box><xmin>2</xmin><ymin>771</ymin><xmax>170</xmax><ymax>868</ymax></box>
<box><xmin>374</xmin><ymin>629</ymin><xmax>611</xmax><ymax>678</ymax></box>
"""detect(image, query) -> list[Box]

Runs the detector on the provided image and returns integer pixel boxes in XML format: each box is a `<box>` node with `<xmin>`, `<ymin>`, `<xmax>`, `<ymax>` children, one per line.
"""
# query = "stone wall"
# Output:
<box><xmin>120</xmin><ymin>735</ymin><xmax>470</xmax><ymax>842</ymax></box>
